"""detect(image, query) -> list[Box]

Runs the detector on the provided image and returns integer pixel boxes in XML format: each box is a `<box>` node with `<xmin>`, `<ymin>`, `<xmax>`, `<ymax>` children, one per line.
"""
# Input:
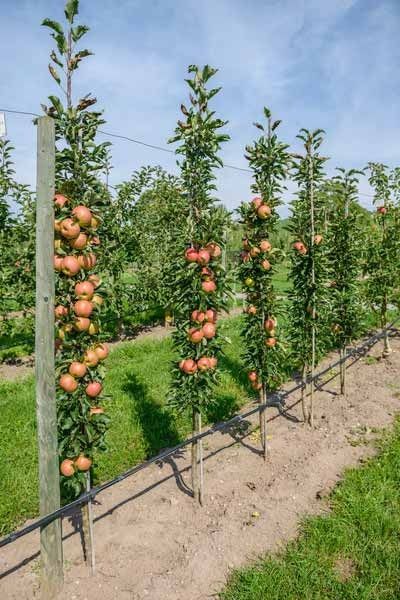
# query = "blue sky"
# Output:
<box><xmin>1</xmin><ymin>0</ymin><xmax>399</xmax><ymax>214</ymax></box>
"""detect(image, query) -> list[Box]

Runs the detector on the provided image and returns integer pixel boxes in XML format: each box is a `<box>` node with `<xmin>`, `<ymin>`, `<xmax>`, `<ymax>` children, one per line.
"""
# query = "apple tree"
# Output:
<box><xmin>364</xmin><ymin>162</ymin><xmax>400</xmax><ymax>355</ymax></box>
<box><xmin>238</xmin><ymin>108</ymin><xmax>289</xmax><ymax>458</ymax></box>
<box><xmin>289</xmin><ymin>129</ymin><xmax>329</xmax><ymax>426</ymax></box>
<box><xmin>168</xmin><ymin>65</ymin><xmax>230</xmax><ymax>503</ymax></box>
<box><xmin>327</xmin><ymin>169</ymin><xmax>364</xmax><ymax>393</ymax></box>
<box><xmin>42</xmin><ymin>0</ymin><xmax>111</xmax><ymax>498</ymax></box>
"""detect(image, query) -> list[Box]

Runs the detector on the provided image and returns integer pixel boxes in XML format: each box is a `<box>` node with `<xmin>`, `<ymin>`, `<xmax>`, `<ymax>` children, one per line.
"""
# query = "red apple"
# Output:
<box><xmin>74</xmin><ymin>317</ymin><xmax>91</xmax><ymax>332</ymax></box>
<box><xmin>202</xmin><ymin>322</ymin><xmax>216</xmax><ymax>339</ymax></box>
<box><xmin>180</xmin><ymin>359</ymin><xmax>198</xmax><ymax>374</ymax></box>
<box><xmin>205</xmin><ymin>309</ymin><xmax>217</xmax><ymax>323</ymax></box>
<box><xmin>59</xmin><ymin>373</ymin><xmax>78</xmax><ymax>393</ymax></box>
<box><xmin>197</xmin><ymin>357</ymin><xmax>211</xmax><ymax>371</ymax></box>
<box><xmin>188</xmin><ymin>327</ymin><xmax>204</xmax><ymax>344</ymax></box>
<box><xmin>85</xmin><ymin>381</ymin><xmax>102</xmax><ymax>398</ymax></box>
<box><xmin>202</xmin><ymin>280</ymin><xmax>216</xmax><ymax>293</ymax></box>
<box><xmin>75</xmin><ymin>281</ymin><xmax>95</xmax><ymax>300</ymax></box>
<box><xmin>197</xmin><ymin>249</ymin><xmax>211</xmax><ymax>265</ymax></box>
<box><xmin>261</xmin><ymin>259</ymin><xmax>271</xmax><ymax>271</ymax></box>
<box><xmin>69</xmin><ymin>361</ymin><xmax>87</xmax><ymax>378</ymax></box>
<box><xmin>74</xmin><ymin>300</ymin><xmax>93</xmax><ymax>318</ymax></box>
<box><xmin>264</xmin><ymin>317</ymin><xmax>277</xmax><ymax>331</ymax></box>
<box><xmin>72</xmin><ymin>205</ymin><xmax>92</xmax><ymax>227</ymax></box>
<box><xmin>60</xmin><ymin>218</ymin><xmax>80</xmax><ymax>240</ymax></box>
<box><xmin>54</xmin><ymin>193</ymin><xmax>69</xmax><ymax>209</ymax></box>
<box><xmin>60</xmin><ymin>458</ymin><xmax>75</xmax><ymax>477</ymax></box>
<box><xmin>205</xmin><ymin>242</ymin><xmax>222</xmax><ymax>258</ymax></box>
<box><xmin>185</xmin><ymin>247</ymin><xmax>199</xmax><ymax>262</ymax></box>
<box><xmin>62</xmin><ymin>256</ymin><xmax>81</xmax><ymax>276</ymax></box>
<box><xmin>252</xmin><ymin>196</ymin><xmax>263</xmax><ymax>209</ymax></box>
<box><xmin>260</xmin><ymin>240</ymin><xmax>272</xmax><ymax>253</ymax></box>
<box><xmin>70</xmin><ymin>232</ymin><xmax>88</xmax><ymax>250</ymax></box>
<box><xmin>257</xmin><ymin>204</ymin><xmax>272</xmax><ymax>219</ymax></box>
<box><xmin>192</xmin><ymin>310</ymin><xmax>206</xmax><ymax>323</ymax></box>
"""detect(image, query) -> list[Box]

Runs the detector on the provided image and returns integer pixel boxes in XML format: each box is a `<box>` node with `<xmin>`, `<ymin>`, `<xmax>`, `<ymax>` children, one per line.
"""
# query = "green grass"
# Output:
<box><xmin>0</xmin><ymin>315</ymin><xmax>251</xmax><ymax>536</ymax></box>
<box><xmin>221</xmin><ymin>420</ymin><xmax>400</xmax><ymax>600</ymax></box>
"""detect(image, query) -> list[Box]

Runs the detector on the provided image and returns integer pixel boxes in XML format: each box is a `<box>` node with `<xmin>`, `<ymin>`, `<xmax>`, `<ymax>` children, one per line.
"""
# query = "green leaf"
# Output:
<box><xmin>65</xmin><ymin>0</ymin><xmax>79</xmax><ymax>23</ymax></box>
<box><xmin>71</xmin><ymin>24</ymin><xmax>90</xmax><ymax>42</ymax></box>
<box><xmin>41</xmin><ymin>18</ymin><xmax>64</xmax><ymax>35</ymax></box>
<box><xmin>48</xmin><ymin>64</ymin><xmax>61</xmax><ymax>85</ymax></box>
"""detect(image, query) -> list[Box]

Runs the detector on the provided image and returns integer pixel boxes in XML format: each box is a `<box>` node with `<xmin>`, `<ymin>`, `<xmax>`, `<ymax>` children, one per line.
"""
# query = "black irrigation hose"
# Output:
<box><xmin>0</xmin><ymin>318</ymin><xmax>399</xmax><ymax>549</ymax></box>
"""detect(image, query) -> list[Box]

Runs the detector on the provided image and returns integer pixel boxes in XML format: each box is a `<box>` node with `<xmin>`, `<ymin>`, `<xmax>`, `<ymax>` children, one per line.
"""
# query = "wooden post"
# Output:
<box><xmin>35</xmin><ymin>116</ymin><xmax>64</xmax><ymax>597</ymax></box>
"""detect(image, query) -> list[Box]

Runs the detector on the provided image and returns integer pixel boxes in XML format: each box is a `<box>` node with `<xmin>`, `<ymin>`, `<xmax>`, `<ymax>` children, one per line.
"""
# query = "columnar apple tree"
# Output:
<box><xmin>238</xmin><ymin>108</ymin><xmax>289</xmax><ymax>458</ymax></box>
<box><xmin>0</xmin><ymin>139</ymin><xmax>35</xmax><ymax>337</ymax></box>
<box><xmin>289</xmin><ymin>129</ymin><xmax>329</xmax><ymax>426</ymax></box>
<box><xmin>328</xmin><ymin>169</ymin><xmax>364</xmax><ymax>394</ymax></box>
<box><xmin>168</xmin><ymin>65</ymin><xmax>230</xmax><ymax>504</ymax></box>
<box><xmin>365</xmin><ymin>162</ymin><xmax>400</xmax><ymax>356</ymax></box>
<box><xmin>42</xmin><ymin>0</ymin><xmax>111</xmax><ymax>497</ymax></box>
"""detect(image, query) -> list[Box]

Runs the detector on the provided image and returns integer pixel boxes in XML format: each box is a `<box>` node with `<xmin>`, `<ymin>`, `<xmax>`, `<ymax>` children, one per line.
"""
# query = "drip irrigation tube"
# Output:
<box><xmin>0</xmin><ymin>319</ymin><xmax>399</xmax><ymax>550</ymax></box>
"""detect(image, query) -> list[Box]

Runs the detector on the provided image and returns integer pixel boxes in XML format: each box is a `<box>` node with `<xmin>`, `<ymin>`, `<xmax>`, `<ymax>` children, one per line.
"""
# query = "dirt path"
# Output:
<box><xmin>1</xmin><ymin>336</ymin><xmax>399</xmax><ymax>600</ymax></box>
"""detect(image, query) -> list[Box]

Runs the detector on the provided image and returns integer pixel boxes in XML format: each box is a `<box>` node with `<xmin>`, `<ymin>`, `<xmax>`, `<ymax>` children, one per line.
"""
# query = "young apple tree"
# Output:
<box><xmin>168</xmin><ymin>65</ymin><xmax>230</xmax><ymax>504</ymax></box>
<box><xmin>42</xmin><ymin>0</ymin><xmax>111</xmax><ymax>501</ymax></box>
<box><xmin>327</xmin><ymin>169</ymin><xmax>364</xmax><ymax>394</ymax></box>
<box><xmin>365</xmin><ymin>162</ymin><xmax>400</xmax><ymax>355</ymax></box>
<box><xmin>289</xmin><ymin>129</ymin><xmax>329</xmax><ymax>426</ymax></box>
<box><xmin>238</xmin><ymin>108</ymin><xmax>289</xmax><ymax>458</ymax></box>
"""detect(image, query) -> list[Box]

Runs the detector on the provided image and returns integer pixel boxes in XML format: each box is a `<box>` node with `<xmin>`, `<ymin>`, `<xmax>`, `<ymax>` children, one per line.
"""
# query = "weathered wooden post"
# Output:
<box><xmin>35</xmin><ymin>115</ymin><xmax>64</xmax><ymax>596</ymax></box>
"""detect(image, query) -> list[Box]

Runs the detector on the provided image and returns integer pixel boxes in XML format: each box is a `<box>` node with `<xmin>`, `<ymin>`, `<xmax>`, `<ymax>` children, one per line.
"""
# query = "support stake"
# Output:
<box><xmin>35</xmin><ymin>116</ymin><xmax>64</xmax><ymax>598</ymax></box>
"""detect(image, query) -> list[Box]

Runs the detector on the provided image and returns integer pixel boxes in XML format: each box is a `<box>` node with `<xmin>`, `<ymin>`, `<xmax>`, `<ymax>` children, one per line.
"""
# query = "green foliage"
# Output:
<box><xmin>326</xmin><ymin>169</ymin><xmax>365</xmax><ymax>347</ymax></box>
<box><xmin>109</xmin><ymin>165</ymin><xmax>186</xmax><ymax>319</ymax></box>
<box><xmin>364</xmin><ymin>163</ymin><xmax>400</xmax><ymax>325</ymax></box>
<box><xmin>168</xmin><ymin>65</ymin><xmax>231</xmax><ymax>412</ymax></box>
<box><xmin>288</xmin><ymin>129</ymin><xmax>330</xmax><ymax>369</ymax></box>
<box><xmin>44</xmin><ymin>0</ymin><xmax>111</xmax><ymax>498</ymax></box>
<box><xmin>0</xmin><ymin>139</ymin><xmax>35</xmax><ymax>337</ymax></box>
<box><xmin>237</xmin><ymin>108</ymin><xmax>290</xmax><ymax>393</ymax></box>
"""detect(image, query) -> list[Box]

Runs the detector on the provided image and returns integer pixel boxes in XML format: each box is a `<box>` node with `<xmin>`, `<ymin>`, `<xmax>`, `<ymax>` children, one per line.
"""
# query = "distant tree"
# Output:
<box><xmin>289</xmin><ymin>129</ymin><xmax>329</xmax><ymax>426</ymax></box>
<box><xmin>364</xmin><ymin>162</ymin><xmax>400</xmax><ymax>355</ymax></box>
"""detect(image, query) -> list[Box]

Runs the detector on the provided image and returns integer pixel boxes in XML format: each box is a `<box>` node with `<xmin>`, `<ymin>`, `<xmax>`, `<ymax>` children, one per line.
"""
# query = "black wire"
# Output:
<box><xmin>0</xmin><ymin>318</ymin><xmax>398</xmax><ymax>549</ymax></box>
<box><xmin>0</xmin><ymin>108</ymin><xmax>379</xmax><ymax>194</ymax></box>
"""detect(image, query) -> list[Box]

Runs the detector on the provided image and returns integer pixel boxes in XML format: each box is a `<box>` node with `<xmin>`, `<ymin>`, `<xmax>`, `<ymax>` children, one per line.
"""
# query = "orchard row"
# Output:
<box><xmin>1</xmin><ymin>0</ymin><xmax>399</xmax><ymax>502</ymax></box>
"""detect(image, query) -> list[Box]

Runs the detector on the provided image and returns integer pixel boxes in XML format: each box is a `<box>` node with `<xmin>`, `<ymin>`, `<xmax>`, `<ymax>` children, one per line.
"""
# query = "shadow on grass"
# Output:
<box><xmin>122</xmin><ymin>372</ymin><xmax>182</xmax><ymax>458</ymax></box>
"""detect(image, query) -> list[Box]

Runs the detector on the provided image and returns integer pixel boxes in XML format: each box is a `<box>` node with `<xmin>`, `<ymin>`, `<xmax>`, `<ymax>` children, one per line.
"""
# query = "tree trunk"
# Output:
<box><xmin>339</xmin><ymin>347</ymin><xmax>346</xmax><ymax>396</ymax></box>
<box><xmin>308</xmin><ymin>365</ymin><xmax>314</xmax><ymax>428</ymax></box>
<box><xmin>301</xmin><ymin>364</ymin><xmax>308</xmax><ymax>424</ymax></box>
<box><xmin>382</xmin><ymin>296</ymin><xmax>391</xmax><ymax>357</ymax></box>
<box><xmin>259</xmin><ymin>386</ymin><xmax>268</xmax><ymax>461</ymax></box>
<box><xmin>191</xmin><ymin>409</ymin><xmax>203</xmax><ymax>505</ymax></box>
<box><xmin>81</xmin><ymin>472</ymin><xmax>95</xmax><ymax>574</ymax></box>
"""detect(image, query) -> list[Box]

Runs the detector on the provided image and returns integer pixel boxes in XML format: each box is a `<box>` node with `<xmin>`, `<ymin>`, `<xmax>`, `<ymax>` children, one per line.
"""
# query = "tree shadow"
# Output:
<box><xmin>195</xmin><ymin>351</ymin><xmax>256</xmax><ymax>423</ymax></box>
<box><xmin>122</xmin><ymin>372</ymin><xmax>182</xmax><ymax>457</ymax></box>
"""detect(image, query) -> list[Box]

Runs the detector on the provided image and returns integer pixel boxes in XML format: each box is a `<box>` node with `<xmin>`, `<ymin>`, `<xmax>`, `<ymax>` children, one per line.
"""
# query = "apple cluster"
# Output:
<box><xmin>180</xmin><ymin>242</ymin><xmax>222</xmax><ymax>374</ymax></box>
<box><xmin>54</xmin><ymin>192</ymin><xmax>108</xmax><ymax>478</ymax></box>
<box><xmin>239</xmin><ymin>196</ymin><xmax>281</xmax><ymax>389</ymax></box>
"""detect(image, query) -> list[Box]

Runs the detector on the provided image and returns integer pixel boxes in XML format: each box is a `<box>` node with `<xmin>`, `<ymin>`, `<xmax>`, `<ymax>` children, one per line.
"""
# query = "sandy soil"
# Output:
<box><xmin>1</xmin><ymin>335</ymin><xmax>399</xmax><ymax>600</ymax></box>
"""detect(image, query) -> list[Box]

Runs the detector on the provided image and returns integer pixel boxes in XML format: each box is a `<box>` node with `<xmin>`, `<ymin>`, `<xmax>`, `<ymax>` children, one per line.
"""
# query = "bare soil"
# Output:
<box><xmin>1</xmin><ymin>336</ymin><xmax>399</xmax><ymax>600</ymax></box>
